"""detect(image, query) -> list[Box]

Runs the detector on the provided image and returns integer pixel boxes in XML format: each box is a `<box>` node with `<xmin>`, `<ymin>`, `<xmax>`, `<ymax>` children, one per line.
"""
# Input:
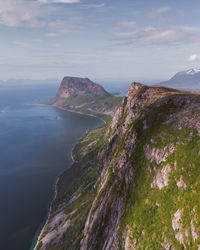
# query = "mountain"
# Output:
<box><xmin>161</xmin><ymin>68</ymin><xmax>200</xmax><ymax>90</ymax></box>
<box><xmin>48</xmin><ymin>76</ymin><xmax>122</xmax><ymax>121</ymax></box>
<box><xmin>53</xmin><ymin>76</ymin><xmax>110</xmax><ymax>99</ymax></box>
<box><xmin>35</xmin><ymin>82</ymin><xmax>200</xmax><ymax>250</ymax></box>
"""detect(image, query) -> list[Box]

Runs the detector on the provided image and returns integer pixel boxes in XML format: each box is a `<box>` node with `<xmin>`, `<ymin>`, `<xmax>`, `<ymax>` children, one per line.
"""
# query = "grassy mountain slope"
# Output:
<box><xmin>35</xmin><ymin>82</ymin><xmax>200</xmax><ymax>250</ymax></box>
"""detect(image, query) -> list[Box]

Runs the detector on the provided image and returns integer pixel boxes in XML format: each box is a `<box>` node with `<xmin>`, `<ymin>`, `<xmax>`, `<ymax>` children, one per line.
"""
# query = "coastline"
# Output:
<box><xmin>34</xmin><ymin>102</ymin><xmax>107</xmax><ymax>124</ymax></box>
<box><xmin>32</xmin><ymin>172</ymin><xmax>62</xmax><ymax>250</ymax></box>
<box><xmin>32</xmin><ymin>104</ymin><xmax>107</xmax><ymax>250</ymax></box>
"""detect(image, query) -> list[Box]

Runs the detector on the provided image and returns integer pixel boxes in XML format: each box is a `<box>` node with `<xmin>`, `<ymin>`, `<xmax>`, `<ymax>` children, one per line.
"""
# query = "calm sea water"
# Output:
<box><xmin>0</xmin><ymin>83</ymin><xmax>103</xmax><ymax>250</ymax></box>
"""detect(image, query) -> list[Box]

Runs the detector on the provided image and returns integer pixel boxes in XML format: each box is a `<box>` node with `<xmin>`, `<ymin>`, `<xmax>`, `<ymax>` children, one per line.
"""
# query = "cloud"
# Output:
<box><xmin>38</xmin><ymin>0</ymin><xmax>80</xmax><ymax>3</ymax></box>
<box><xmin>188</xmin><ymin>54</ymin><xmax>199</xmax><ymax>62</ymax></box>
<box><xmin>46</xmin><ymin>32</ymin><xmax>60</xmax><ymax>37</ymax></box>
<box><xmin>47</xmin><ymin>20</ymin><xmax>83</xmax><ymax>36</ymax></box>
<box><xmin>115</xmin><ymin>23</ymin><xmax>200</xmax><ymax>46</ymax></box>
<box><xmin>14</xmin><ymin>41</ymin><xmax>32</xmax><ymax>47</ymax></box>
<box><xmin>118</xmin><ymin>21</ymin><xmax>137</xmax><ymax>30</ymax></box>
<box><xmin>82</xmin><ymin>3</ymin><xmax>105</xmax><ymax>9</ymax></box>
<box><xmin>0</xmin><ymin>0</ymin><xmax>83</xmax><ymax>35</ymax></box>
<box><xmin>179</xmin><ymin>26</ymin><xmax>200</xmax><ymax>33</ymax></box>
<box><xmin>147</xmin><ymin>6</ymin><xmax>170</xmax><ymax>18</ymax></box>
<box><xmin>0</xmin><ymin>0</ymin><xmax>48</xmax><ymax>27</ymax></box>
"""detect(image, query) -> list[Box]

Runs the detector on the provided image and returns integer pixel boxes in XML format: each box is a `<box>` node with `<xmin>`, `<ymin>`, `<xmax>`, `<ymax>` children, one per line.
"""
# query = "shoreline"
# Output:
<box><xmin>32</xmin><ymin>172</ymin><xmax>62</xmax><ymax>250</ymax></box>
<box><xmin>32</xmin><ymin>104</ymin><xmax>107</xmax><ymax>250</ymax></box>
<box><xmin>34</xmin><ymin>102</ymin><xmax>107</xmax><ymax>124</ymax></box>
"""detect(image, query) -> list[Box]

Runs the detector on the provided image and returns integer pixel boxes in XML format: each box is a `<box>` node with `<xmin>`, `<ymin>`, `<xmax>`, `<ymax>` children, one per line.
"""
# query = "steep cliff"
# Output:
<box><xmin>48</xmin><ymin>77</ymin><xmax>122</xmax><ymax>120</ymax></box>
<box><xmin>35</xmin><ymin>82</ymin><xmax>200</xmax><ymax>250</ymax></box>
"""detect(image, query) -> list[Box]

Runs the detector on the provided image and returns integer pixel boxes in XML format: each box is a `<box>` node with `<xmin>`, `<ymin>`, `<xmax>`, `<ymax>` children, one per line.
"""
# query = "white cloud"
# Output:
<box><xmin>188</xmin><ymin>54</ymin><xmax>199</xmax><ymax>61</ymax></box>
<box><xmin>46</xmin><ymin>33</ymin><xmax>60</xmax><ymax>37</ymax></box>
<box><xmin>47</xmin><ymin>20</ymin><xmax>83</xmax><ymax>35</ymax></box>
<box><xmin>118</xmin><ymin>21</ymin><xmax>137</xmax><ymax>30</ymax></box>
<box><xmin>0</xmin><ymin>0</ymin><xmax>47</xmax><ymax>27</ymax></box>
<box><xmin>82</xmin><ymin>4</ymin><xmax>105</xmax><ymax>9</ymax></box>
<box><xmin>0</xmin><ymin>0</ymin><xmax>83</xmax><ymax>35</ymax></box>
<box><xmin>147</xmin><ymin>6</ymin><xmax>170</xmax><ymax>18</ymax></box>
<box><xmin>116</xmin><ymin>27</ymin><xmax>184</xmax><ymax>44</ymax></box>
<box><xmin>14</xmin><ymin>41</ymin><xmax>32</xmax><ymax>47</ymax></box>
<box><xmin>179</xmin><ymin>26</ymin><xmax>200</xmax><ymax>33</ymax></box>
<box><xmin>115</xmin><ymin>23</ymin><xmax>200</xmax><ymax>45</ymax></box>
<box><xmin>38</xmin><ymin>0</ymin><xmax>80</xmax><ymax>3</ymax></box>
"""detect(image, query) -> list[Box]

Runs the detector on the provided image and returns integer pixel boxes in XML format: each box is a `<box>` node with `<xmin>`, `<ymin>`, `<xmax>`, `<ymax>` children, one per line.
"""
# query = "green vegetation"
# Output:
<box><xmin>44</xmin><ymin>122</ymin><xmax>108</xmax><ymax>249</ymax></box>
<box><xmin>54</xmin><ymin>95</ymin><xmax>122</xmax><ymax>122</ymax></box>
<box><xmin>116</xmin><ymin>99</ymin><xmax>200</xmax><ymax>249</ymax></box>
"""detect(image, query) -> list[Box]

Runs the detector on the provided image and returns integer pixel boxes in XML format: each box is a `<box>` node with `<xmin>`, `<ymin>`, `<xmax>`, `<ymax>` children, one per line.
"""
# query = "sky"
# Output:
<box><xmin>1</xmin><ymin>0</ymin><xmax>200</xmax><ymax>82</ymax></box>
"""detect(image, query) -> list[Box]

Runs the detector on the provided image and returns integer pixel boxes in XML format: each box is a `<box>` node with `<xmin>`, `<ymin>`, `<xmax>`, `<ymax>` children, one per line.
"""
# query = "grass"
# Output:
<box><xmin>43</xmin><ymin>122</ymin><xmax>108</xmax><ymax>250</ymax></box>
<box><xmin>54</xmin><ymin>94</ymin><xmax>122</xmax><ymax>122</ymax></box>
<box><xmin>115</xmin><ymin>99</ymin><xmax>200</xmax><ymax>249</ymax></box>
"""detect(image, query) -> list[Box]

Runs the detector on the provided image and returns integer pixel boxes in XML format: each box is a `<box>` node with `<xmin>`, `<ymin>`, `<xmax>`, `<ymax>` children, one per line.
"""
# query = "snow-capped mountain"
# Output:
<box><xmin>176</xmin><ymin>68</ymin><xmax>200</xmax><ymax>76</ymax></box>
<box><xmin>161</xmin><ymin>68</ymin><xmax>200</xmax><ymax>90</ymax></box>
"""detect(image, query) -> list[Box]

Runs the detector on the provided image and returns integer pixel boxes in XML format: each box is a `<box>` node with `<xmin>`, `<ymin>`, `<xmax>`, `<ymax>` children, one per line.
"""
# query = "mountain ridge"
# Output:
<box><xmin>34</xmin><ymin>81</ymin><xmax>200</xmax><ymax>250</ymax></box>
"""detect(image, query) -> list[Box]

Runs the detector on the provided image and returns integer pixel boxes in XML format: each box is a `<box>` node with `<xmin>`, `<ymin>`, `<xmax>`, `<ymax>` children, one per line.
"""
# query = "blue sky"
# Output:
<box><xmin>1</xmin><ymin>0</ymin><xmax>200</xmax><ymax>81</ymax></box>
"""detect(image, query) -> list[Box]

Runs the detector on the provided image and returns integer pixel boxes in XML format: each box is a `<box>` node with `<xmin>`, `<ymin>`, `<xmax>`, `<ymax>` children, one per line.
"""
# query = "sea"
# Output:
<box><xmin>0</xmin><ymin>83</ymin><xmax>104</xmax><ymax>250</ymax></box>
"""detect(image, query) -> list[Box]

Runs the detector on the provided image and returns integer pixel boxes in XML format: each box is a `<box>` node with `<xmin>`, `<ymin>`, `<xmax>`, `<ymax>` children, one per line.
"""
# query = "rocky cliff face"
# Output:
<box><xmin>35</xmin><ymin>82</ymin><xmax>200</xmax><ymax>250</ymax></box>
<box><xmin>81</xmin><ymin>83</ymin><xmax>200</xmax><ymax>249</ymax></box>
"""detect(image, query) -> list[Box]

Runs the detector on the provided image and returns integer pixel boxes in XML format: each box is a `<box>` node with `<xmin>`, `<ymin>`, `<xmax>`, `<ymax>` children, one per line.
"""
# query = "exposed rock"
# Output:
<box><xmin>191</xmin><ymin>207</ymin><xmax>200</xmax><ymax>241</ymax></box>
<box><xmin>151</xmin><ymin>164</ymin><xmax>172</xmax><ymax>189</ymax></box>
<box><xmin>177</xmin><ymin>175</ymin><xmax>187</xmax><ymax>189</ymax></box>
<box><xmin>34</xmin><ymin>210</ymin><xmax>75</xmax><ymax>250</ymax></box>
<box><xmin>145</xmin><ymin>144</ymin><xmax>175</xmax><ymax>165</ymax></box>
<box><xmin>172</xmin><ymin>209</ymin><xmax>183</xmax><ymax>232</ymax></box>
<box><xmin>191</xmin><ymin>219</ymin><xmax>199</xmax><ymax>241</ymax></box>
<box><xmin>161</xmin><ymin>241</ymin><xmax>174</xmax><ymax>250</ymax></box>
<box><xmin>172</xmin><ymin>208</ymin><xmax>189</xmax><ymax>247</ymax></box>
<box><xmin>124</xmin><ymin>227</ymin><xmax>137</xmax><ymax>250</ymax></box>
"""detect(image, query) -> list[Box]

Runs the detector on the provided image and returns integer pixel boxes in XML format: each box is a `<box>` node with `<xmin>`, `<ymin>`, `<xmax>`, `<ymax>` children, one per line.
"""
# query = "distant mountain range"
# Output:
<box><xmin>0</xmin><ymin>78</ymin><xmax>59</xmax><ymax>85</ymax></box>
<box><xmin>161</xmin><ymin>68</ymin><xmax>200</xmax><ymax>90</ymax></box>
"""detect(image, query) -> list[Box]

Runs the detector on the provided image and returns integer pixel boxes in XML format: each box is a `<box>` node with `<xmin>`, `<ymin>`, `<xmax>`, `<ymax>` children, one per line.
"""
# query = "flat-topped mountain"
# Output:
<box><xmin>48</xmin><ymin>76</ymin><xmax>122</xmax><ymax>121</ymax></box>
<box><xmin>54</xmin><ymin>76</ymin><xmax>110</xmax><ymax>99</ymax></box>
<box><xmin>35</xmin><ymin>81</ymin><xmax>200</xmax><ymax>250</ymax></box>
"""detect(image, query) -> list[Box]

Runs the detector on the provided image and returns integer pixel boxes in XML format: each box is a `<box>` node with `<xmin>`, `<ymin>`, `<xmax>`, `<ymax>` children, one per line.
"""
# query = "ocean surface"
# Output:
<box><xmin>0</xmin><ymin>83</ymin><xmax>103</xmax><ymax>250</ymax></box>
